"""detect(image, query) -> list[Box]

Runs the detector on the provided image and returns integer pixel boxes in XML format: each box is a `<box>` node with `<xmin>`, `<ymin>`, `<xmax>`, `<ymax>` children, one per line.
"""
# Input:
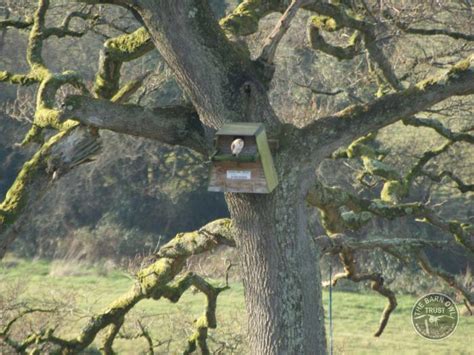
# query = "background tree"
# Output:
<box><xmin>0</xmin><ymin>0</ymin><xmax>473</xmax><ymax>353</ymax></box>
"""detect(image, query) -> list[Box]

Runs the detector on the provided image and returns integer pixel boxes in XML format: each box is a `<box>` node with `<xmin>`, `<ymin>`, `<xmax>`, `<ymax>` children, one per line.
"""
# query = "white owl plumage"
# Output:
<box><xmin>231</xmin><ymin>138</ymin><xmax>244</xmax><ymax>156</ymax></box>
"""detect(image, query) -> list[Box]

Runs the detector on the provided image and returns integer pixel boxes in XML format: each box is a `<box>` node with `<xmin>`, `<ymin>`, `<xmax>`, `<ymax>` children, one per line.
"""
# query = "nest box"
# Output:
<box><xmin>208</xmin><ymin>123</ymin><xmax>278</xmax><ymax>193</ymax></box>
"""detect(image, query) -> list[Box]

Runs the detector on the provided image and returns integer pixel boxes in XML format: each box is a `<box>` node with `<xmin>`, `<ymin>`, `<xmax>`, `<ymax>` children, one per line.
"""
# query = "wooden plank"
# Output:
<box><xmin>208</xmin><ymin>161</ymin><xmax>269</xmax><ymax>193</ymax></box>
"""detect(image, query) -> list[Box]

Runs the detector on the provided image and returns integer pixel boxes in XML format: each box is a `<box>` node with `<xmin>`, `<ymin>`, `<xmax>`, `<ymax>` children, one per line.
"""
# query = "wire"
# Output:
<box><xmin>329</xmin><ymin>263</ymin><xmax>334</xmax><ymax>355</ymax></box>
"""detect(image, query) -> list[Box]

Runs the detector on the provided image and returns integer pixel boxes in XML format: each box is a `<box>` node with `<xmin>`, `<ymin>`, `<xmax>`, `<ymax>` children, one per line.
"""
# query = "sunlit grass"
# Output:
<box><xmin>1</xmin><ymin>258</ymin><xmax>472</xmax><ymax>354</ymax></box>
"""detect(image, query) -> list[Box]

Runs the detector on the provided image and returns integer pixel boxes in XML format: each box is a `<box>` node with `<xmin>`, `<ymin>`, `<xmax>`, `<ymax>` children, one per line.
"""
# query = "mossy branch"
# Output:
<box><xmin>315</xmin><ymin>234</ymin><xmax>448</xmax><ymax>255</ymax></box>
<box><xmin>3</xmin><ymin>219</ymin><xmax>234</xmax><ymax>353</ymax></box>
<box><xmin>308</xmin><ymin>17</ymin><xmax>361</xmax><ymax>60</ymax></box>
<box><xmin>1</xmin><ymin>0</ymin><xmax>93</xmax><ymax>145</ymax></box>
<box><xmin>337</xmin><ymin>133</ymin><xmax>457</xmax><ymax>203</ymax></box>
<box><xmin>21</xmin><ymin>70</ymin><xmax>88</xmax><ymax>145</ymax></box>
<box><xmin>0</xmin><ymin>127</ymin><xmax>101</xmax><ymax>259</ymax></box>
<box><xmin>27</xmin><ymin>0</ymin><xmax>49</xmax><ymax>68</ymax></box>
<box><xmin>0</xmin><ymin>71</ymin><xmax>39</xmax><ymax>86</ymax></box>
<box><xmin>101</xmin><ymin>317</ymin><xmax>124</xmax><ymax>355</ymax></box>
<box><xmin>219</xmin><ymin>0</ymin><xmax>283</xmax><ymax>37</ymax></box>
<box><xmin>0</xmin><ymin>131</ymin><xmax>69</xmax><ymax>229</ymax></box>
<box><xmin>93</xmin><ymin>27</ymin><xmax>154</xmax><ymax>99</ymax></box>
<box><xmin>307</xmin><ymin>179</ymin><xmax>474</xmax><ymax>253</ymax></box>
<box><xmin>305</xmin><ymin>2</ymin><xmax>402</xmax><ymax>90</ymax></box>
<box><xmin>161</xmin><ymin>273</ymin><xmax>229</xmax><ymax>355</ymax></box>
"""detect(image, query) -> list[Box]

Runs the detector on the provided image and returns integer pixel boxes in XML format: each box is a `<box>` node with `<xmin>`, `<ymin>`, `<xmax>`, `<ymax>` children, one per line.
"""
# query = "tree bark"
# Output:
<box><xmin>124</xmin><ymin>1</ymin><xmax>326</xmax><ymax>353</ymax></box>
<box><xmin>226</xmin><ymin>162</ymin><xmax>326</xmax><ymax>354</ymax></box>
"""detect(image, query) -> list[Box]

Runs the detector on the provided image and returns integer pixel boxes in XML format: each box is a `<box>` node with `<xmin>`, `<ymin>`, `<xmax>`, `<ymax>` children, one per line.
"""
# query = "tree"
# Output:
<box><xmin>0</xmin><ymin>0</ymin><xmax>473</xmax><ymax>353</ymax></box>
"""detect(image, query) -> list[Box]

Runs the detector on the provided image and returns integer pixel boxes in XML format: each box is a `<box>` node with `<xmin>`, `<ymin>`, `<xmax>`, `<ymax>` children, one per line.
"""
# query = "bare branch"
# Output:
<box><xmin>60</xmin><ymin>95</ymin><xmax>207</xmax><ymax>154</ymax></box>
<box><xmin>298</xmin><ymin>55</ymin><xmax>474</xmax><ymax>159</ymax></box>
<box><xmin>258</xmin><ymin>0</ymin><xmax>305</xmax><ymax>65</ymax></box>
<box><xmin>385</xmin><ymin>11</ymin><xmax>474</xmax><ymax>42</ymax></box>
<box><xmin>0</xmin><ymin>307</ymin><xmax>56</xmax><ymax>353</ymax></box>
<box><xmin>308</xmin><ymin>23</ymin><xmax>361</xmax><ymax>60</ymax></box>
<box><xmin>0</xmin><ymin>18</ymin><xmax>33</xmax><ymax>30</ymax></box>
<box><xmin>423</xmin><ymin>170</ymin><xmax>474</xmax><ymax>193</ymax></box>
<box><xmin>403</xmin><ymin>116</ymin><xmax>474</xmax><ymax>144</ymax></box>
<box><xmin>323</xmin><ymin>249</ymin><xmax>397</xmax><ymax>337</ymax></box>
<box><xmin>417</xmin><ymin>251</ymin><xmax>473</xmax><ymax>305</ymax></box>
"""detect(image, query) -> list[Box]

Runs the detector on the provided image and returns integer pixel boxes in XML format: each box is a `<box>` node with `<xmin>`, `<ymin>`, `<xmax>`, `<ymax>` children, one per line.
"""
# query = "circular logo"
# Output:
<box><xmin>412</xmin><ymin>293</ymin><xmax>459</xmax><ymax>340</ymax></box>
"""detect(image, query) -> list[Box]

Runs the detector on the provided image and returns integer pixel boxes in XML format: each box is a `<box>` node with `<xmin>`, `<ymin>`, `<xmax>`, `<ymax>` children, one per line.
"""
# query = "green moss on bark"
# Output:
<box><xmin>0</xmin><ymin>130</ymin><xmax>69</xmax><ymax>226</ymax></box>
<box><xmin>310</xmin><ymin>15</ymin><xmax>340</xmax><ymax>32</ymax></box>
<box><xmin>93</xmin><ymin>27</ymin><xmax>153</xmax><ymax>99</ymax></box>
<box><xmin>219</xmin><ymin>0</ymin><xmax>281</xmax><ymax>36</ymax></box>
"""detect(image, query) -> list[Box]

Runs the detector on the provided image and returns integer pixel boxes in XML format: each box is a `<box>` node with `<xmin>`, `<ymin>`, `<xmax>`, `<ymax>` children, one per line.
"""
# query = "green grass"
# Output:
<box><xmin>1</xmin><ymin>258</ymin><xmax>472</xmax><ymax>354</ymax></box>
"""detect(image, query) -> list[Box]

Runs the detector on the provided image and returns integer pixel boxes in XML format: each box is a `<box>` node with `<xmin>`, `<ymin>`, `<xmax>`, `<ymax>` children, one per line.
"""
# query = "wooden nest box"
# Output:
<box><xmin>208</xmin><ymin>123</ymin><xmax>278</xmax><ymax>193</ymax></box>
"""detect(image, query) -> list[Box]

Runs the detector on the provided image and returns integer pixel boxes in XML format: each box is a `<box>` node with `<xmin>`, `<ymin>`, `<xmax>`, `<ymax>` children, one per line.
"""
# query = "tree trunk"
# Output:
<box><xmin>227</xmin><ymin>169</ymin><xmax>326</xmax><ymax>354</ymax></box>
<box><xmin>132</xmin><ymin>1</ymin><xmax>328</xmax><ymax>353</ymax></box>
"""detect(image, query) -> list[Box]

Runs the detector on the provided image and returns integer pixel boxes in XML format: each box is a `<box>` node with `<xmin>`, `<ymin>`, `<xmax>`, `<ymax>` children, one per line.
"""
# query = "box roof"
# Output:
<box><xmin>216</xmin><ymin>122</ymin><xmax>264</xmax><ymax>136</ymax></box>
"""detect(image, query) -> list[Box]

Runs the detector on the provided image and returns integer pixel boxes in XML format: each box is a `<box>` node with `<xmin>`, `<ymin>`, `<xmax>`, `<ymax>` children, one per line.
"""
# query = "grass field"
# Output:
<box><xmin>1</xmin><ymin>258</ymin><xmax>472</xmax><ymax>354</ymax></box>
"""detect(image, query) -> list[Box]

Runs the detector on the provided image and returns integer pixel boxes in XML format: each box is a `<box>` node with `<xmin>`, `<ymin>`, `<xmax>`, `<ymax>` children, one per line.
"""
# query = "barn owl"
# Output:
<box><xmin>231</xmin><ymin>138</ymin><xmax>244</xmax><ymax>156</ymax></box>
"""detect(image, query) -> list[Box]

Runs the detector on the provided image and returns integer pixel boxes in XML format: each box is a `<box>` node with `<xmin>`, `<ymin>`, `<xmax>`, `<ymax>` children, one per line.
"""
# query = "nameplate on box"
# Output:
<box><xmin>226</xmin><ymin>170</ymin><xmax>251</xmax><ymax>180</ymax></box>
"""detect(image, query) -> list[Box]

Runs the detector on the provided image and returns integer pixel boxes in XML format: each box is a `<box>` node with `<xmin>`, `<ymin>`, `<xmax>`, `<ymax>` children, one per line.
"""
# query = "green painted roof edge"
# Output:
<box><xmin>216</xmin><ymin>122</ymin><xmax>264</xmax><ymax>136</ymax></box>
<box><xmin>256</xmin><ymin>130</ymin><xmax>278</xmax><ymax>192</ymax></box>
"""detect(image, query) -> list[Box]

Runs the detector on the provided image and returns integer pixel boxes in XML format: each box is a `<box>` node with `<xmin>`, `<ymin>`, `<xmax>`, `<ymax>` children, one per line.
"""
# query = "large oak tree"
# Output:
<box><xmin>1</xmin><ymin>0</ymin><xmax>473</xmax><ymax>353</ymax></box>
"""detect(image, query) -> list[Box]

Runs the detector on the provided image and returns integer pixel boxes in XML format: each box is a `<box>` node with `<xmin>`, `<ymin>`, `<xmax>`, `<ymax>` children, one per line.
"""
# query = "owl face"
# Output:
<box><xmin>231</xmin><ymin>138</ymin><xmax>245</xmax><ymax>156</ymax></box>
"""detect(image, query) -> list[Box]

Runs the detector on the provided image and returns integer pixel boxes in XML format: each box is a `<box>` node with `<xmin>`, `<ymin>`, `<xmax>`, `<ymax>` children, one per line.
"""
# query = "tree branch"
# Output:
<box><xmin>0</xmin><ymin>127</ymin><xmax>101</xmax><ymax>258</ymax></box>
<box><xmin>60</xmin><ymin>95</ymin><xmax>207</xmax><ymax>154</ymax></box>
<box><xmin>7</xmin><ymin>219</ymin><xmax>234</xmax><ymax>353</ymax></box>
<box><xmin>101</xmin><ymin>317</ymin><xmax>124</xmax><ymax>355</ymax></box>
<box><xmin>307</xmin><ymin>21</ymin><xmax>361</xmax><ymax>60</ymax></box>
<box><xmin>323</xmin><ymin>249</ymin><xmax>397</xmax><ymax>337</ymax></box>
<box><xmin>417</xmin><ymin>251</ymin><xmax>473</xmax><ymax>305</ymax></box>
<box><xmin>93</xmin><ymin>27</ymin><xmax>154</xmax><ymax>99</ymax></box>
<box><xmin>423</xmin><ymin>170</ymin><xmax>474</xmax><ymax>193</ymax></box>
<box><xmin>305</xmin><ymin>1</ymin><xmax>403</xmax><ymax>90</ymax></box>
<box><xmin>299</xmin><ymin>55</ymin><xmax>474</xmax><ymax>159</ymax></box>
<box><xmin>403</xmin><ymin>116</ymin><xmax>474</xmax><ymax>144</ymax></box>
<box><xmin>258</xmin><ymin>0</ymin><xmax>305</xmax><ymax>65</ymax></box>
<box><xmin>0</xmin><ymin>19</ymin><xmax>33</xmax><ymax>30</ymax></box>
<box><xmin>307</xmin><ymin>179</ymin><xmax>474</xmax><ymax>253</ymax></box>
<box><xmin>316</xmin><ymin>234</ymin><xmax>449</xmax><ymax>255</ymax></box>
<box><xmin>385</xmin><ymin>11</ymin><xmax>474</xmax><ymax>42</ymax></box>
<box><xmin>219</xmin><ymin>0</ymin><xmax>284</xmax><ymax>37</ymax></box>
<box><xmin>161</xmin><ymin>273</ymin><xmax>228</xmax><ymax>355</ymax></box>
<box><xmin>0</xmin><ymin>71</ymin><xmax>40</xmax><ymax>86</ymax></box>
